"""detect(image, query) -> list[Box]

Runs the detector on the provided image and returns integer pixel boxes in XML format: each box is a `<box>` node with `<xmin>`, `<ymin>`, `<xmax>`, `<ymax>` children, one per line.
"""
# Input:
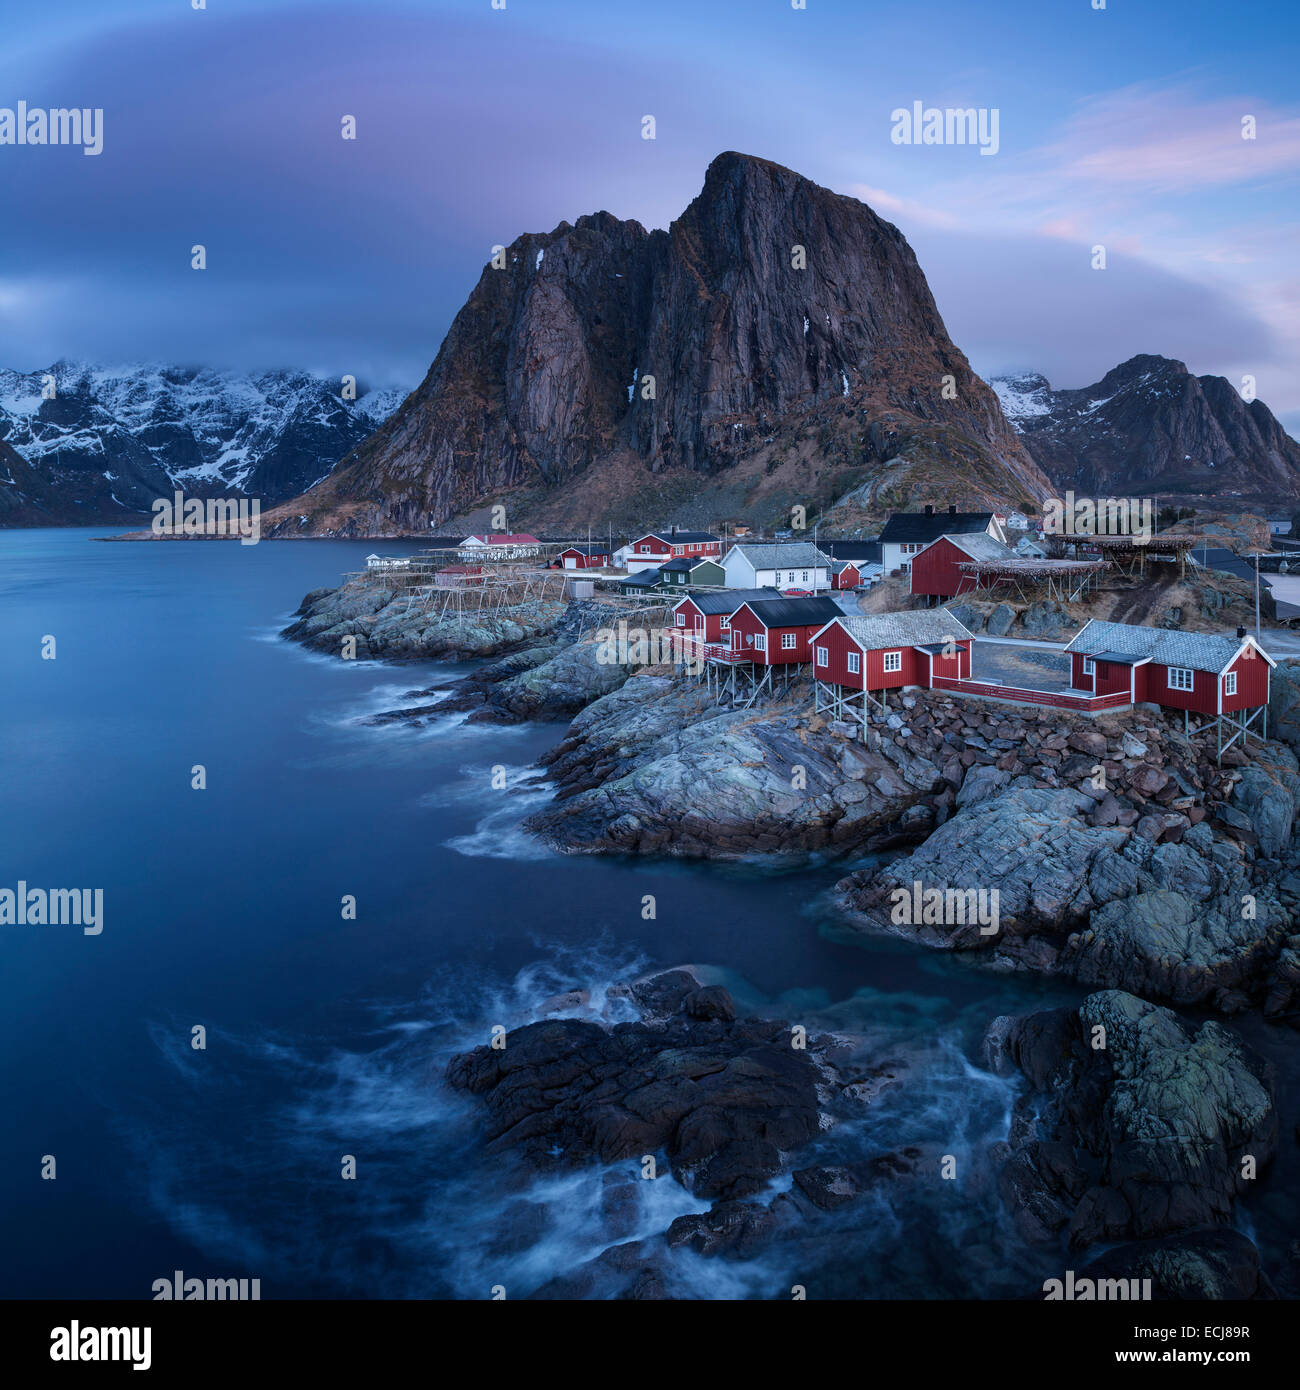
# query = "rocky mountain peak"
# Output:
<box><xmin>991</xmin><ymin>355</ymin><xmax>1300</xmax><ymax>502</ymax></box>
<box><xmin>269</xmin><ymin>154</ymin><xmax>1048</xmax><ymax>537</ymax></box>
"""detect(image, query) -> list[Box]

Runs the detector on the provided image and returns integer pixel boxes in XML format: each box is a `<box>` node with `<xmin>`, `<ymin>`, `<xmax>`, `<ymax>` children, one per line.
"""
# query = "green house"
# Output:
<box><xmin>659</xmin><ymin>556</ymin><xmax>726</xmax><ymax>588</ymax></box>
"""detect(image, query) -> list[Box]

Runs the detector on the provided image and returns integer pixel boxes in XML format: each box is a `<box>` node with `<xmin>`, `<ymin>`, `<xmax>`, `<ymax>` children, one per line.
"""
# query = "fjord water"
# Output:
<box><xmin>2</xmin><ymin>529</ymin><xmax>1087</xmax><ymax>1298</ymax></box>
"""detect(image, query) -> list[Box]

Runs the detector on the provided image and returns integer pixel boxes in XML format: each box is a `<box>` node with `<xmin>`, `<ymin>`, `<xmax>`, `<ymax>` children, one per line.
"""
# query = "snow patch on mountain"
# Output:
<box><xmin>0</xmin><ymin>361</ymin><xmax>406</xmax><ymax>517</ymax></box>
<box><xmin>989</xmin><ymin>372</ymin><xmax>1053</xmax><ymax>428</ymax></box>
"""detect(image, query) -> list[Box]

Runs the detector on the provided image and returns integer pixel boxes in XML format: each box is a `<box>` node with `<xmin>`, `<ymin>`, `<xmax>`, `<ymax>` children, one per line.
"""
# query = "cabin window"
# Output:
<box><xmin>639</xmin><ymin>544</ymin><xmax>650</xmax><ymax>552</ymax></box>
<box><xmin>847</xmin><ymin>651</ymin><xmax>861</xmax><ymax>675</ymax></box>
<box><xmin>883</xmin><ymin>651</ymin><xmax>902</xmax><ymax>673</ymax></box>
<box><xmin>1225</xmin><ymin>670</ymin><xmax>1238</xmax><ymax>696</ymax></box>
<box><xmin>675</xmin><ymin>613</ymin><xmax>685</xmax><ymax>626</ymax></box>
<box><xmin>1082</xmin><ymin>657</ymin><xmax>1094</xmax><ymax>677</ymax></box>
<box><xmin>1168</xmin><ymin>666</ymin><xmax>1194</xmax><ymax>692</ymax></box>
<box><xmin>721</xmin><ymin>616</ymin><xmax>731</xmax><ymax>630</ymax></box>
<box><xmin>801</xmin><ymin>571</ymin><xmax>809</xmax><ymax>583</ymax></box>
<box><xmin>816</xmin><ymin>646</ymin><xmax>828</xmax><ymax>667</ymax></box>
<box><xmin>754</xmin><ymin>634</ymin><xmax>766</xmax><ymax>651</ymax></box>
<box><xmin>781</xmin><ymin>633</ymin><xmax>797</xmax><ymax>650</ymax></box>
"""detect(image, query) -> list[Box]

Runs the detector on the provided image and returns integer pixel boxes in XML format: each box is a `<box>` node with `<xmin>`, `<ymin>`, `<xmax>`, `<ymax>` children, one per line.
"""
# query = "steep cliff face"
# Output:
<box><xmin>993</xmin><ymin>355</ymin><xmax>1300</xmax><ymax>502</ymax></box>
<box><xmin>271</xmin><ymin>153</ymin><xmax>1049</xmax><ymax>536</ymax></box>
<box><xmin>0</xmin><ymin>437</ymin><xmax>70</xmax><ymax>525</ymax></box>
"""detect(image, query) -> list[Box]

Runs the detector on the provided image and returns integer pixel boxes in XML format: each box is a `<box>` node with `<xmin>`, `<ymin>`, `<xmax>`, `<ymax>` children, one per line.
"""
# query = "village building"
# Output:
<box><xmin>670</xmin><ymin>588</ymin><xmax>778</xmax><ymax>642</ymax></box>
<box><xmin>878</xmin><ymin>507</ymin><xmax>1005</xmax><ymax>574</ymax></box>
<box><xmin>1063</xmin><ymin>620</ymin><xmax>1273</xmax><ymax>752</ymax></box>
<box><xmin>720</xmin><ymin>541</ymin><xmax>834</xmax><ymax>592</ymax></box>
<box><xmin>724</xmin><ymin>596</ymin><xmax>847</xmax><ymax>664</ymax></box>
<box><xmin>555</xmin><ymin>544</ymin><xmax>611</xmax><ymax>570</ymax></box>
<box><xmin>692</xmin><ymin>595</ymin><xmax>845</xmax><ymax>707</ymax></box>
<box><xmin>831</xmin><ymin>559</ymin><xmax>866</xmax><ymax>590</ymax></box>
<box><xmin>673</xmin><ymin>556</ymin><xmax>730</xmax><ymax>587</ymax></box>
<box><xmin>811</xmin><ymin>609</ymin><xmax>975</xmax><ymax>719</ymax></box>
<box><xmin>654</xmin><ymin>555</ymin><xmax>728</xmax><ymax>589</ymax></box>
<box><xmin>624</xmin><ymin>529</ymin><xmax>722</xmax><ymax>572</ymax></box>
<box><xmin>619</xmin><ymin>567</ymin><xmax>667</xmax><ymax>595</ymax></box>
<box><xmin>365</xmin><ymin>554</ymin><xmax>411</xmax><ymax>571</ymax></box>
<box><xmin>457</xmin><ymin>533</ymin><xmax>541</xmax><ymax>560</ymax></box>
<box><xmin>909</xmin><ymin>532</ymin><xmax>1015</xmax><ymax>600</ymax></box>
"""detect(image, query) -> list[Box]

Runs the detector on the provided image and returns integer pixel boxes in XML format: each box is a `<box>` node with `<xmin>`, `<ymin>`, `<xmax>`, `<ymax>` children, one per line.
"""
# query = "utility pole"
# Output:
<box><xmin>1255</xmin><ymin>551</ymin><xmax>1262</xmax><ymax>638</ymax></box>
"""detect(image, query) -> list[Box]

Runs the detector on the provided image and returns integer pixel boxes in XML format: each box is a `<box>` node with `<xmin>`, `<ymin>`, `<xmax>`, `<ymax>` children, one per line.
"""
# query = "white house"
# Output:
<box><xmin>366</xmin><ymin>554</ymin><xmax>411</xmax><ymax>571</ymax></box>
<box><xmin>721</xmin><ymin>541</ymin><xmax>834</xmax><ymax>592</ymax></box>
<box><xmin>878</xmin><ymin>507</ymin><xmax>1006</xmax><ymax>574</ymax></box>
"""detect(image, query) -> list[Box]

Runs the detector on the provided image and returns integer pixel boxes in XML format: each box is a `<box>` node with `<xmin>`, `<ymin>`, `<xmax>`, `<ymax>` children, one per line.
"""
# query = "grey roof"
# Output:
<box><xmin>1064</xmin><ymin>620</ymin><xmax>1265</xmax><ymax>673</ymax></box>
<box><xmin>621</xmin><ymin>567</ymin><xmax>665</xmax><ymax>587</ymax></box>
<box><xmin>941</xmin><ymin>532</ymin><xmax>1015</xmax><ymax>562</ymax></box>
<box><xmin>725</xmin><ymin>541</ymin><xmax>834</xmax><ymax>568</ymax></box>
<box><xmin>739</xmin><ymin>596</ymin><xmax>846</xmax><ymax>627</ymax></box>
<box><xmin>828</xmin><ymin>607</ymin><xmax>975</xmax><ymax>649</ymax></box>
<box><xmin>674</xmin><ymin>588</ymin><xmax>777</xmax><ymax>615</ymax></box>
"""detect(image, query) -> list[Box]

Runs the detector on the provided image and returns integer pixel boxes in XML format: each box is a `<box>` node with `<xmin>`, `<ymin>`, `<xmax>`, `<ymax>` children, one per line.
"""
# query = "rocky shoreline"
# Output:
<box><xmin>445</xmin><ymin>968</ymin><xmax>1284</xmax><ymax>1299</ymax></box>
<box><xmin>284</xmin><ymin>577</ymin><xmax>1300</xmax><ymax>1296</ymax></box>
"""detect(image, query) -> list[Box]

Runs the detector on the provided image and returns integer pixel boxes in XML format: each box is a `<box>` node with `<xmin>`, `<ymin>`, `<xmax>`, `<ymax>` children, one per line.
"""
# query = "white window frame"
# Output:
<box><xmin>1082</xmin><ymin>657</ymin><xmax>1094</xmax><ymax>677</ymax></box>
<box><xmin>801</xmin><ymin>571</ymin><xmax>809</xmax><ymax>583</ymax></box>
<box><xmin>720</xmin><ymin>616</ymin><xmax>731</xmax><ymax>630</ymax></box>
<box><xmin>781</xmin><ymin>632</ymin><xmax>797</xmax><ymax>650</ymax></box>
<box><xmin>1225</xmin><ymin>670</ymin><xmax>1237</xmax><ymax>696</ymax></box>
<box><xmin>883</xmin><ymin>650</ymin><xmax>902</xmax><ymax>673</ymax></box>
<box><xmin>754</xmin><ymin>633</ymin><xmax>766</xmax><ymax>651</ymax></box>
<box><xmin>638</xmin><ymin>544</ymin><xmax>651</xmax><ymax>553</ymax></box>
<box><xmin>1168</xmin><ymin>666</ymin><xmax>1194</xmax><ymax>692</ymax></box>
<box><xmin>816</xmin><ymin>646</ymin><xmax>828</xmax><ymax>668</ymax></box>
<box><xmin>847</xmin><ymin>651</ymin><xmax>861</xmax><ymax>675</ymax></box>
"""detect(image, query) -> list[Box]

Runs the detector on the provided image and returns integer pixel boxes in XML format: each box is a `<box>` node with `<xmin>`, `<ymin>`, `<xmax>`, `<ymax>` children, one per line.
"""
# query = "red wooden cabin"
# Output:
<box><xmin>910</xmin><ymin>533</ymin><xmax>1014</xmax><ymax>599</ymax></box>
<box><xmin>556</xmin><ymin>545</ymin><xmax>610</xmax><ymax>569</ymax></box>
<box><xmin>629</xmin><ymin>530</ymin><xmax>722</xmax><ymax>562</ymax></box>
<box><xmin>670</xmin><ymin>589</ymin><xmax>777</xmax><ymax>643</ymax></box>
<box><xmin>832</xmin><ymin>560</ymin><xmax>863</xmax><ymax>591</ymax></box>
<box><xmin>811</xmin><ymin>609</ymin><xmax>975</xmax><ymax>692</ymax></box>
<box><xmin>1063</xmin><ymin>621</ymin><xmax>1273</xmax><ymax>714</ymax></box>
<box><xmin>725</xmin><ymin>597</ymin><xmax>847</xmax><ymax>665</ymax></box>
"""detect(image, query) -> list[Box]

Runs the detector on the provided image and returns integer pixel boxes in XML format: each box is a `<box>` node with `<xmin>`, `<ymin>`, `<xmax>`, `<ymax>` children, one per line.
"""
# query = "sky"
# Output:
<box><xmin>1</xmin><ymin>0</ymin><xmax>1297</xmax><ymax>432</ymax></box>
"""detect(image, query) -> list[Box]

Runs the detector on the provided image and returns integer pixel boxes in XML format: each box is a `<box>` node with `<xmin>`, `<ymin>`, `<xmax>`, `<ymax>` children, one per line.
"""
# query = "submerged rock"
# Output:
<box><xmin>445</xmin><ymin>972</ymin><xmax>834</xmax><ymax>1202</ymax></box>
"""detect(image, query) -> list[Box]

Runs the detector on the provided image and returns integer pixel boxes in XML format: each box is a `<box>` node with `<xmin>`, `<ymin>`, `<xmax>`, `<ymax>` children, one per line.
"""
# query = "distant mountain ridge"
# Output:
<box><xmin>0</xmin><ymin>362</ymin><xmax>403</xmax><ymax>526</ymax></box>
<box><xmin>265</xmin><ymin>151</ymin><xmax>1050</xmax><ymax>537</ymax></box>
<box><xmin>991</xmin><ymin>355</ymin><xmax>1300</xmax><ymax>503</ymax></box>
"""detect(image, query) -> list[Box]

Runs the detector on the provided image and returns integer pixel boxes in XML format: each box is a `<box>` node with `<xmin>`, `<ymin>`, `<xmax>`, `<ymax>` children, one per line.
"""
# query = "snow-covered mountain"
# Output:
<box><xmin>990</xmin><ymin>355</ymin><xmax>1300</xmax><ymax>502</ymax></box>
<box><xmin>0</xmin><ymin>361</ymin><xmax>405</xmax><ymax>525</ymax></box>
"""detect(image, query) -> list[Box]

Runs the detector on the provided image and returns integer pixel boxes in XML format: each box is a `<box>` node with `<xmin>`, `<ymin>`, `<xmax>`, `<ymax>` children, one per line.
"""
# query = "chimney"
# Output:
<box><xmin>949</xmin><ymin>504</ymin><xmax>958</xmax><ymax>515</ymax></box>
<box><xmin>1237</xmin><ymin>627</ymin><xmax>1247</xmax><ymax>639</ymax></box>
<box><xmin>923</xmin><ymin>504</ymin><xmax>934</xmax><ymax>517</ymax></box>
<box><xmin>671</xmin><ymin>523</ymin><xmax>677</xmax><ymax>536</ymax></box>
